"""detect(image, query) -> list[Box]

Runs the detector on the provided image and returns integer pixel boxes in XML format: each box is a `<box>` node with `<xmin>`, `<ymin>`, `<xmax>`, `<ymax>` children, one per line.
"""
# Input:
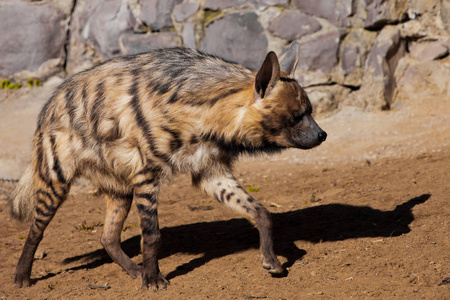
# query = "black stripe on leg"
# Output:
<box><xmin>134</xmin><ymin>164</ymin><xmax>161</xmax><ymax>177</ymax></box>
<box><xmin>136</xmin><ymin>203</ymin><xmax>158</xmax><ymax>237</ymax></box>
<box><xmin>226</xmin><ymin>192</ymin><xmax>235</xmax><ymax>201</ymax></box>
<box><xmin>134</xmin><ymin>178</ymin><xmax>156</xmax><ymax>188</ymax></box>
<box><xmin>136</xmin><ymin>204</ymin><xmax>157</xmax><ymax>216</ymax></box>
<box><xmin>37</xmin><ymin>189</ymin><xmax>55</xmax><ymax>205</ymax></box>
<box><xmin>135</xmin><ymin>193</ymin><xmax>158</xmax><ymax>204</ymax></box>
<box><xmin>34</xmin><ymin>217</ymin><xmax>47</xmax><ymax>229</ymax></box>
<box><xmin>36</xmin><ymin>198</ymin><xmax>56</xmax><ymax>215</ymax></box>
<box><xmin>35</xmin><ymin>207</ymin><xmax>54</xmax><ymax>218</ymax></box>
<box><xmin>220</xmin><ymin>189</ymin><xmax>226</xmax><ymax>202</ymax></box>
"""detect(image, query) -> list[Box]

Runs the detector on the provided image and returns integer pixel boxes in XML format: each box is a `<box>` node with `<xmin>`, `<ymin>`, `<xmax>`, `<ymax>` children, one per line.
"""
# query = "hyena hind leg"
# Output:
<box><xmin>132</xmin><ymin>169</ymin><xmax>169</xmax><ymax>291</ymax></box>
<box><xmin>13</xmin><ymin>178</ymin><xmax>71</xmax><ymax>287</ymax></box>
<box><xmin>101</xmin><ymin>193</ymin><xmax>142</xmax><ymax>278</ymax></box>
<box><xmin>195</xmin><ymin>171</ymin><xmax>283</xmax><ymax>275</ymax></box>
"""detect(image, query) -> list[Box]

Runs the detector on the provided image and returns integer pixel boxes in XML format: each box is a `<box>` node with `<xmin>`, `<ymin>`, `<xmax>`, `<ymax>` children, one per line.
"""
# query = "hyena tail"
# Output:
<box><xmin>9</xmin><ymin>165</ymin><xmax>36</xmax><ymax>222</ymax></box>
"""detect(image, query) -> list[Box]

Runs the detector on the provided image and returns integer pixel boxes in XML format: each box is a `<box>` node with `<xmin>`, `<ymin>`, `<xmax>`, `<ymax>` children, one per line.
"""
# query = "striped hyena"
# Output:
<box><xmin>10</xmin><ymin>42</ymin><xmax>326</xmax><ymax>291</ymax></box>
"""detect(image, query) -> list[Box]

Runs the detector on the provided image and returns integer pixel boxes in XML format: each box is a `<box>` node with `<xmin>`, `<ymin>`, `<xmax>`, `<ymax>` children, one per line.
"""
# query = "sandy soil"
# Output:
<box><xmin>0</xmin><ymin>82</ymin><xmax>449</xmax><ymax>299</ymax></box>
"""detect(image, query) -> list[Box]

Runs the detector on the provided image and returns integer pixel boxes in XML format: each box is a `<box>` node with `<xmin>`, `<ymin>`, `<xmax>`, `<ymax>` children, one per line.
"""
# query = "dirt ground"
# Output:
<box><xmin>0</xmin><ymin>82</ymin><xmax>449</xmax><ymax>299</ymax></box>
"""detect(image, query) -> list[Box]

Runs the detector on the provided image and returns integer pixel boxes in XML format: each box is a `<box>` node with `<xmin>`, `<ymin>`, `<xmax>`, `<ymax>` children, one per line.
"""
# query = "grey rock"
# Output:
<box><xmin>363</xmin><ymin>26</ymin><xmax>406</xmax><ymax>108</ymax></box>
<box><xmin>173</xmin><ymin>2</ymin><xmax>200</xmax><ymax>23</ymax></box>
<box><xmin>268</xmin><ymin>11</ymin><xmax>322</xmax><ymax>41</ymax></box>
<box><xmin>67</xmin><ymin>0</ymin><xmax>136</xmax><ymax>73</ymax></box>
<box><xmin>410</xmin><ymin>41</ymin><xmax>449</xmax><ymax>61</ymax></box>
<box><xmin>441</xmin><ymin>0</ymin><xmax>450</xmax><ymax>35</ymax></box>
<box><xmin>364</xmin><ymin>0</ymin><xmax>408</xmax><ymax>29</ymax></box>
<box><xmin>120</xmin><ymin>32</ymin><xmax>179</xmax><ymax>55</ymax></box>
<box><xmin>182</xmin><ymin>23</ymin><xmax>197</xmax><ymax>49</ymax></box>
<box><xmin>298</xmin><ymin>29</ymin><xmax>343</xmax><ymax>73</ymax></box>
<box><xmin>339</xmin><ymin>29</ymin><xmax>377</xmax><ymax>86</ymax></box>
<box><xmin>204</xmin><ymin>0</ymin><xmax>288</xmax><ymax>11</ymax></box>
<box><xmin>398</xmin><ymin>19</ymin><xmax>426</xmax><ymax>39</ymax></box>
<box><xmin>140</xmin><ymin>0</ymin><xmax>183</xmax><ymax>31</ymax></box>
<box><xmin>0</xmin><ymin>0</ymin><xmax>68</xmax><ymax>78</ymax></box>
<box><xmin>48</xmin><ymin>0</ymin><xmax>75</xmax><ymax>15</ymax></box>
<box><xmin>294</xmin><ymin>0</ymin><xmax>355</xmax><ymax>26</ymax></box>
<box><xmin>253</xmin><ymin>0</ymin><xmax>289</xmax><ymax>8</ymax></box>
<box><xmin>204</xmin><ymin>0</ymin><xmax>246</xmax><ymax>10</ymax></box>
<box><xmin>396</xmin><ymin>57</ymin><xmax>450</xmax><ymax>98</ymax></box>
<box><xmin>341</xmin><ymin>45</ymin><xmax>359</xmax><ymax>76</ymax></box>
<box><xmin>366</xmin><ymin>26</ymin><xmax>403</xmax><ymax>76</ymax></box>
<box><xmin>200</xmin><ymin>12</ymin><xmax>268</xmax><ymax>70</ymax></box>
<box><xmin>88</xmin><ymin>1</ymin><xmax>136</xmax><ymax>58</ymax></box>
<box><xmin>305</xmin><ymin>85</ymin><xmax>349</xmax><ymax>114</ymax></box>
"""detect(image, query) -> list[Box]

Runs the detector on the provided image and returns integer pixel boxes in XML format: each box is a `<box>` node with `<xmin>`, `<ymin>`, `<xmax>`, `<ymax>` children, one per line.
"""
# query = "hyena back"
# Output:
<box><xmin>10</xmin><ymin>43</ymin><xmax>326</xmax><ymax>291</ymax></box>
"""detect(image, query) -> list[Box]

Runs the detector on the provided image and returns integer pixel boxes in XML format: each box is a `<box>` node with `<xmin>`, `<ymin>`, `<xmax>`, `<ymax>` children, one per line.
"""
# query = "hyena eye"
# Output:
<box><xmin>291</xmin><ymin>114</ymin><xmax>303</xmax><ymax>124</ymax></box>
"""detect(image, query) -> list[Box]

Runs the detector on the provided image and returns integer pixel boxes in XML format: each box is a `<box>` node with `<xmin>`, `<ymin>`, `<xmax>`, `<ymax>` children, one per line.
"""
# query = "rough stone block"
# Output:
<box><xmin>442</xmin><ymin>0</ymin><xmax>450</xmax><ymax>34</ymax></box>
<box><xmin>182</xmin><ymin>23</ymin><xmax>197</xmax><ymax>49</ymax></box>
<box><xmin>298</xmin><ymin>29</ymin><xmax>343</xmax><ymax>73</ymax></box>
<box><xmin>88</xmin><ymin>1</ymin><xmax>136</xmax><ymax>58</ymax></box>
<box><xmin>363</xmin><ymin>26</ymin><xmax>406</xmax><ymax>108</ymax></box>
<box><xmin>140</xmin><ymin>0</ymin><xmax>183</xmax><ymax>31</ymax></box>
<box><xmin>120</xmin><ymin>32</ymin><xmax>178</xmax><ymax>55</ymax></box>
<box><xmin>294</xmin><ymin>0</ymin><xmax>355</xmax><ymax>26</ymax></box>
<box><xmin>204</xmin><ymin>0</ymin><xmax>288</xmax><ymax>10</ymax></box>
<box><xmin>364</xmin><ymin>0</ymin><xmax>408</xmax><ymax>30</ymax></box>
<box><xmin>173</xmin><ymin>2</ymin><xmax>200</xmax><ymax>23</ymax></box>
<box><xmin>338</xmin><ymin>29</ymin><xmax>377</xmax><ymax>86</ymax></box>
<box><xmin>66</xmin><ymin>0</ymin><xmax>136</xmax><ymax>73</ymax></box>
<box><xmin>200</xmin><ymin>12</ymin><xmax>268</xmax><ymax>70</ymax></box>
<box><xmin>305</xmin><ymin>85</ymin><xmax>350</xmax><ymax>114</ymax></box>
<box><xmin>268</xmin><ymin>11</ymin><xmax>322</xmax><ymax>41</ymax></box>
<box><xmin>410</xmin><ymin>41</ymin><xmax>449</xmax><ymax>61</ymax></box>
<box><xmin>0</xmin><ymin>0</ymin><xmax>68</xmax><ymax>78</ymax></box>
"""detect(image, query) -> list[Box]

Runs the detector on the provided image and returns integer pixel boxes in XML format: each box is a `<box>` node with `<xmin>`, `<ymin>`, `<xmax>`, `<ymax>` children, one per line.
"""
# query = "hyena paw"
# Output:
<box><xmin>127</xmin><ymin>265</ymin><xmax>142</xmax><ymax>279</ymax></box>
<box><xmin>13</xmin><ymin>272</ymin><xmax>31</xmax><ymax>288</ymax></box>
<box><xmin>141</xmin><ymin>271</ymin><xmax>169</xmax><ymax>291</ymax></box>
<box><xmin>261</xmin><ymin>255</ymin><xmax>283</xmax><ymax>274</ymax></box>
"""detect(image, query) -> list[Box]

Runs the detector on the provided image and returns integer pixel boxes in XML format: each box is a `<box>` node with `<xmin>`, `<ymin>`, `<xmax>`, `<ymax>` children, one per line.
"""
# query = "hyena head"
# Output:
<box><xmin>253</xmin><ymin>42</ymin><xmax>327</xmax><ymax>150</ymax></box>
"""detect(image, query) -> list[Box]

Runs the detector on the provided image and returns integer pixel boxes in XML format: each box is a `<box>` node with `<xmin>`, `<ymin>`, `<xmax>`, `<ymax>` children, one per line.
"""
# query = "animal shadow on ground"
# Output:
<box><xmin>57</xmin><ymin>194</ymin><xmax>430</xmax><ymax>281</ymax></box>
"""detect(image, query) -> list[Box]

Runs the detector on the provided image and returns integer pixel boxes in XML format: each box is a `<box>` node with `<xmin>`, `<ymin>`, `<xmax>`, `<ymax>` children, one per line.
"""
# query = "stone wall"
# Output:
<box><xmin>1</xmin><ymin>0</ymin><xmax>449</xmax><ymax>111</ymax></box>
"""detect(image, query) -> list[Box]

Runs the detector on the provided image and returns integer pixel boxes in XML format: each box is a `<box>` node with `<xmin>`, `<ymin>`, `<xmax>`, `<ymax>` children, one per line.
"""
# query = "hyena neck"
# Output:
<box><xmin>200</xmin><ymin>87</ymin><xmax>284</xmax><ymax>156</ymax></box>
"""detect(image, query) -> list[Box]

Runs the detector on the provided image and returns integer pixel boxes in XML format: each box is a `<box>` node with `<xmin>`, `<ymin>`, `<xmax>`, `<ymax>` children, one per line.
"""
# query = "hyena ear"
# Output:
<box><xmin>280</xmin><ymin>41</ymin><xmax>300</xmax><ymax>77</ymax></box>
<box><xmin>255</xmin><ymin>51</ymin><xmax>280</xmax><ymax>100</ymax></box>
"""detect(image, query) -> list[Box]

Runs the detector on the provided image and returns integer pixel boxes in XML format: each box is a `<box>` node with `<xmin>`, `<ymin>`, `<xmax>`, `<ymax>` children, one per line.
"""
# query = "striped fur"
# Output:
<box><xmin>10</xmin><ymin>44</ymin><xmax>326</xmax><ymax>291</ymax></box>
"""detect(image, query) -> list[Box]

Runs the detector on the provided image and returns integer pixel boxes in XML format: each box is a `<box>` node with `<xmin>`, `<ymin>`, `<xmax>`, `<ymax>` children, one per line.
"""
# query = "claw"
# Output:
<box><xmin>13</xmin><ymin>273</ymin><xmax>31</xmax><ymax>288</ymax></box>
<box><xmin>142</xmin><ymin>271</ymin><xmax>169</xmax><ymax>291</ymax></box>
<box><xmin>261</xmin><ymin>254</ymin><xmax>283</xmax><ymax>274</ymax></box>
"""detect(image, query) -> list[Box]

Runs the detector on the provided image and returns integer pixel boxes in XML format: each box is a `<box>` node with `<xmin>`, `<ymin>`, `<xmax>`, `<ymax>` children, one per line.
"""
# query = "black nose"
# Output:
<box><xmin>318</xmin><ymin>131</ymin><xmax>327</xmax><ymax>142</ymax></box>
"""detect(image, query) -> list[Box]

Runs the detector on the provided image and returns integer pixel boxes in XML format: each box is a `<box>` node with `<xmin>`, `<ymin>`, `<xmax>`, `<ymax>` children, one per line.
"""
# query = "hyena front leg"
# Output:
<box><xmin>194</xmin><ymin>170</ymin><xmax>283</xmax><ymax>274</ymax></box>
<box><xmin>14</xmin><ymin>178</ymin><xmax>71</xmax><ymax>287</ymax></box>
<box><xmin>101</xmin><ymin>193</ymin><xmax>142</xmax><ymax>278</ymax></box>
<box><xmin>132</xmin><ymin>167</ymin><xmax>169</xmax><ymax>291</ymax></box>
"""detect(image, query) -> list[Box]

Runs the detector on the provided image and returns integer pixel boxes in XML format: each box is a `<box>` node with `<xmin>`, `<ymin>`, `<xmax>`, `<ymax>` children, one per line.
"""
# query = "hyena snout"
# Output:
<box><xmin>290</xmin><ymin>115</ymin><xmax>327</xmax><ymax>149</ymax></box>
